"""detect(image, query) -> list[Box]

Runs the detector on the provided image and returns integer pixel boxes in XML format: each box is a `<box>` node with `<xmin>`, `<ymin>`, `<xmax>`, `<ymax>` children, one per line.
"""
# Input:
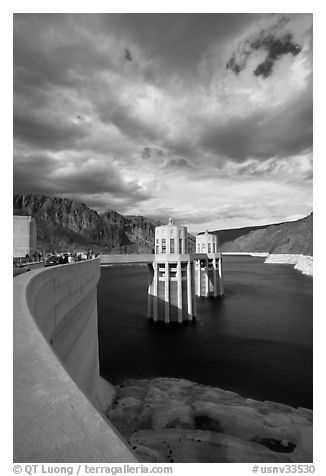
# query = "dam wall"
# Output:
<box><xmin>13</xmin><ymin>259</ymin><xmax>137</xmax><ymax>462</ymax></box>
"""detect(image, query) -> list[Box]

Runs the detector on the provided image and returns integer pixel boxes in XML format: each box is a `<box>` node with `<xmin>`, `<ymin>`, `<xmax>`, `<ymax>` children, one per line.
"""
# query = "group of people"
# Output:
<box><xmin>24</xmin><ymin>250</ymin><xmax>99</xmax><ymax>265</ymax></box>
<box><xmin>25</xmin><ymin>251</ymin><xmax>43</xmax><ymax>262</ymax></box>
<box><xmin>70</xmin><ymin>250</ymin><xmax>98</xmax><ymax>261</ymax></box>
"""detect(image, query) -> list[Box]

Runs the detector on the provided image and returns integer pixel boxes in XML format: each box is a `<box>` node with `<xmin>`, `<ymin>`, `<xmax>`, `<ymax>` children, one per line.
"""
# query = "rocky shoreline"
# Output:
<box><xmin>264</xmin><ymin>254</ymin><xmax>313</xmax><ymax>276</ymax></box>
<box><xmin>107</xmin><ymin>378</ymin><xmax>313</xmax><ymax>463</ymax></box>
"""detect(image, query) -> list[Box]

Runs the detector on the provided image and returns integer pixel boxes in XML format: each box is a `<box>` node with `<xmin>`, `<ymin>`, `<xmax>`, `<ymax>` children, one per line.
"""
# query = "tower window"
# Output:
<box><xmin>162</xmin><ymin>239</ymin><xmax>166</xmax><ymax>253</ymax></box>
<box><xmin>208</xmin><ymin>243</ymin><xmax>211</xmax><ymax>253</ymax></box>
<box><xmin>179</xmin><ymin>238</ymin><xmax>183</xmax><ymax>253</ymax></box>
<box><xmin>170</xmin><ymin>238</ymin><xmax>175</xmax><ymax>253</ymax></box>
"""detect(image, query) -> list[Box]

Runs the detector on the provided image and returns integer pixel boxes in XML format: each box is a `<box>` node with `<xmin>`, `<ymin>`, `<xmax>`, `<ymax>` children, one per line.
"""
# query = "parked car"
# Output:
<box><xmin>45</xmin><ymin>255</ymin><xmax>60</xmax><ymax>267</ymax></box>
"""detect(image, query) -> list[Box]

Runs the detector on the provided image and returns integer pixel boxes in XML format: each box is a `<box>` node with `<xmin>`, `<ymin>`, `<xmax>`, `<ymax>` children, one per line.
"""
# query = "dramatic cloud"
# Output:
<box><xmin>124</xmin><ymin>48</ymin><xmax>133</xmax><ymax>62</ymax></box>
<box><xmin>13</xmin><ymin>13</ymin><xmax>313</xmax><ymax>232</ymax></box>
<box><xmin>200</xmin><ymin>75</ymin><xmax>312</xmax><ymax>161</ymax></box>
<box><xmin>164</xmin><ymin>158</ymin><xmax>194</xmax><ymax>170</ymax></box>
<box><xmin>227</xmin><ymin>30</ymin><xmax>302</xmax><ymax>78</ymax></box>
<box><xmin>226</xmin><ymin>15</ymin><xmax>307</xmax><ymax>77</ymax></box>
<box><xmin>14</xmin><ymin>151</ymin><xmax>151</xmax><ymax>209</ymax></box>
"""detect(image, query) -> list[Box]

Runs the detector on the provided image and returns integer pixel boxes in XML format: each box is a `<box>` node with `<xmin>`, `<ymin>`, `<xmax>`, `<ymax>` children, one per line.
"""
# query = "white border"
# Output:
<box><xmin>3</xmin><ymin>3</ymin><xmax>324</xmax><ymax>474</ymax></box>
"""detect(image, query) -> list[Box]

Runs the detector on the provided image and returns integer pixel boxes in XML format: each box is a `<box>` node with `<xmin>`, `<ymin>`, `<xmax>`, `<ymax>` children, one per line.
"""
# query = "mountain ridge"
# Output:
<box><xmin>218</xmin><ymin>213</ymin><xmax>313</xmax><ymax>255</ymax></box>
<box><xmin>13</xmin><ymin>194</ymin><xmax>312</xmax><ymax>255</ymax></box>
<box><xmin>13</xmin><ymin>193</ymin><xmax>160</xmax><ymax>253</ymax></box>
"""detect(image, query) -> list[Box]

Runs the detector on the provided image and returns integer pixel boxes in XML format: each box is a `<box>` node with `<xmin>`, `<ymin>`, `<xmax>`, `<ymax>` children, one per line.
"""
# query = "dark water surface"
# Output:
<box><xmin>97</xmin><ymin>256</ymin><xmax>313</xmax><ymax>409</ymax></box>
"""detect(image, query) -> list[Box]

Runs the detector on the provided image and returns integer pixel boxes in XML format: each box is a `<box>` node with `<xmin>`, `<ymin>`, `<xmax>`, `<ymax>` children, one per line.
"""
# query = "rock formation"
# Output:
<box><xmin>108</xmin><ymin>378</ymin><xmax>313</xmax><ymax>463</ymax></box>
<box><xmin>218</xmin><ymin>213</ymin><xmax>313</xmax><ymax>255</ymax></box>
<box><xmin>13</xmin><ymin>194</ymin><xmax>313</xmax><ymax>256</ymax></box>
<box><xmin>13</xmin><ymin>194</ymin><xmax>160</xmax><ymax>253</ymax></box>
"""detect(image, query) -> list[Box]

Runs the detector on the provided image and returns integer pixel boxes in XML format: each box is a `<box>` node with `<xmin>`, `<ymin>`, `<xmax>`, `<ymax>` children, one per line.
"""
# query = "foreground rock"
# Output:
<box><xmin>107</xmin><ymin>378</ymin><xmax>312</xmax><ymax>463</ymax></box>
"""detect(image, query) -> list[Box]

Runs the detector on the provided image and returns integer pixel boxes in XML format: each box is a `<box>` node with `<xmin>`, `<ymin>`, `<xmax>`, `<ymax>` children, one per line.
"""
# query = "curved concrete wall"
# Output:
<box><xmin>13</xmin><ymin>259</ymin><xmax>137</xmax><ymax>463</ymax></box>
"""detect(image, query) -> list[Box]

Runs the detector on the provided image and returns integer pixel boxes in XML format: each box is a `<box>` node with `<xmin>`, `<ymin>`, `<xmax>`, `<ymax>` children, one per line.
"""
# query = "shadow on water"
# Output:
<box><xmin>97</xmin><ymin>257</ymin><xmax>313</xmax><ymax>409</ymax></box>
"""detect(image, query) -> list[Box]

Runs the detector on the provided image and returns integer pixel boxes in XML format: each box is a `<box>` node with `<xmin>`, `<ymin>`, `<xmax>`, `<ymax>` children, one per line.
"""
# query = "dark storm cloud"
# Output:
<box><xmin>164</xmin><ymin>158</ymin><xmax>194</xmax><ymax>170</ymax></box>
<box><xmin>13</xmin><ymin>13</ymin><xmax>313</xmax><ymax>224</ymax></box>
<box><xmin>200</xmin><ymin>76</ymin><xmax>312</xmax><ymax>161</ymax></box>
<box><xmin>54</xmin><ymin>168</ymin><xmax>145</xmax><ymax>196</ymax></box>
<box><xmin>78</xmin><ymin>194</ymin><xmax>151</xmax><ymax>213</ymax></box>
<box><xmin>14</xmin><ymin>13</ymin><xmax>312</xmax><ymax>165</ymax></box>
<box><xmin>13</xmin><ymin>13</ymin><xmax>255</xmax><ymax>94</ymax></box>
<box><xmin>14</xmin><ymin>112</ymin><xmax>86</xmax><ymax>150</ymax></box>
<box><xmin>141</xmin><ymin>147</ymin><xmax>164</xmax><ymax>159</ymax></box>
<box><xmin>13</xmin><ymin>153</ymin><xmax>151</xmax><ymax>203</ymax></box>
<box><xmin>13</xmin><ymin>14</ymin><xmax>117</xmax><ymax>91</ymax></box>
<box><xmin>124</xmin><ymin>48</ymin><xmax>133</xmax><ymax>62</ymax></box>
<box><xmin>97</xmin><ymin>13</ymin><xmax>257</xmax><ymax>83</ymax></box>
<box><xmin>164</xmin><ymin>136</ymin><xmax>199</xmax><ymax>161</ymax></box>
<box><xmin>104</xmin><ymin>107</ymin><xmax>163</xmax><ymax>142</ymax></box>
<box><xmin>227</xmin><ymin>32</ymin><xmax>301</xmax><ymax>78</ymax></box>
<box><xmin>13</xmin><ymin>153</ymin><xmax>59</xmax><ymax>195</ymax></box>
<box><xmin>252</xmin><ymin>33</ymin><xmax>301</xmax><ymax>77</ymax></box>
<box><xmin>95</xmin><ymin>90</ymin><xmax>166</xmax><ymax>143</ymax></box>
<box><xmin>226</xmin><ymin>16</ymin><xmax>302</xmax><ymax>78</ymax></box>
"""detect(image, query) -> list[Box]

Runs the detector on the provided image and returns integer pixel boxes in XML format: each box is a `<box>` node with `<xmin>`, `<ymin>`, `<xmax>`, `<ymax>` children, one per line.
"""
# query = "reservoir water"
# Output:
<box><xmin>98</xmin><ymin>256</ymin><xmax>312</xmax><ymax>409</ymax></box>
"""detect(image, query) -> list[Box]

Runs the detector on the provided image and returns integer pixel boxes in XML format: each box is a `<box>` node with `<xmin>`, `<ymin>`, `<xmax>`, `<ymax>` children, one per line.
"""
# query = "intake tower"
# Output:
<box><xmin>147</xmin><ymin>220</ymin><xmax>223</xmax><ymax>323</ymax></box>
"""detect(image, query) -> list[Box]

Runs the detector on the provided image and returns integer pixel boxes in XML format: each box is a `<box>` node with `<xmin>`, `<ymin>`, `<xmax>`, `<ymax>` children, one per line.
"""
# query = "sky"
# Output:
<box><xmin>13</xmin><ymin>13</ymin><xmax>313</xmax><ymax>233</ymax></box>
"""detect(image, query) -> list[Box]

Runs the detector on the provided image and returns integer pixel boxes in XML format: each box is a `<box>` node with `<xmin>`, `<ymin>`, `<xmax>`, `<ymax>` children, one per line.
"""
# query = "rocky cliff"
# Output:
<box><xmin>218</xmin><ymin>213</ymin><xmax>313</xmax><ymax>256</ymax></box>
<box><xmin>13</xmin><ymin>194</ymin><xmax>160</xmax><ymax>253</ymax></box>
<box><xmin>13</xmin><ymin>194</ymin><xmax>312</xmax><ymax>255</ymax></box>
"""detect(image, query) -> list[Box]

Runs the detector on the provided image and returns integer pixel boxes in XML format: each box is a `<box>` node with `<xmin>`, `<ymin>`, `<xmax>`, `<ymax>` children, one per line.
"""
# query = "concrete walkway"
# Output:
<box><xmin>13</xmin><ymin>263</ymin><xmax>138</xmax><ymax>463</ymax></box>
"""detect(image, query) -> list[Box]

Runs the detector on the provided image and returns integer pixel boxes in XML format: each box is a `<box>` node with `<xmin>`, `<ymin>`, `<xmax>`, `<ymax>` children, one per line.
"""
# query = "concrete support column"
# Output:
<box><xmin>213</xmin><ymin>258</ymin><xmax>218</xmax><ymax>297</ymax></box>
<box><xmin>165</xmin><ymin>261</ymin><xmax>170</xmax><ymax>324</ymax></box>
<box><xmin>187</xmin><ymin>260</ymin><xmax>192</xmax><ymax>320</ymax></box>
<box><xmin>147</xmin><ymin>263</ymin><xmax>154</xmax><ymax>318</ymax></box>
<box><xmin>177</xmin><ymin>261</ymin><xmax>183</xmax><ymax>323</ymax></box>
<box><xmin>205</xmin><ymin>259</ymin><xmax>209</xmax><ymax>297</ymax></box>
<box><xmin>153</xmin><ymin>261</ymin><xmax>158</xmax><ymax>321</ymax></box>
<box><xmin>218</xmin><ymin>255</ymin><xmax>224</xmax><ymax>296</ymax></box>
<box><xmin>181</xmin><ymin>229</ymin><xmax>185</xmax><ymax>254</ymax></box>
<box><xmin>197</xmin><ymin>260</ymin><xmax>201</xmax><ymax>296</ymax></box>
<box><xmin>192</xmin><ymin>262</ymin><xmax>197</xmax><ymax>317</ymax></box>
